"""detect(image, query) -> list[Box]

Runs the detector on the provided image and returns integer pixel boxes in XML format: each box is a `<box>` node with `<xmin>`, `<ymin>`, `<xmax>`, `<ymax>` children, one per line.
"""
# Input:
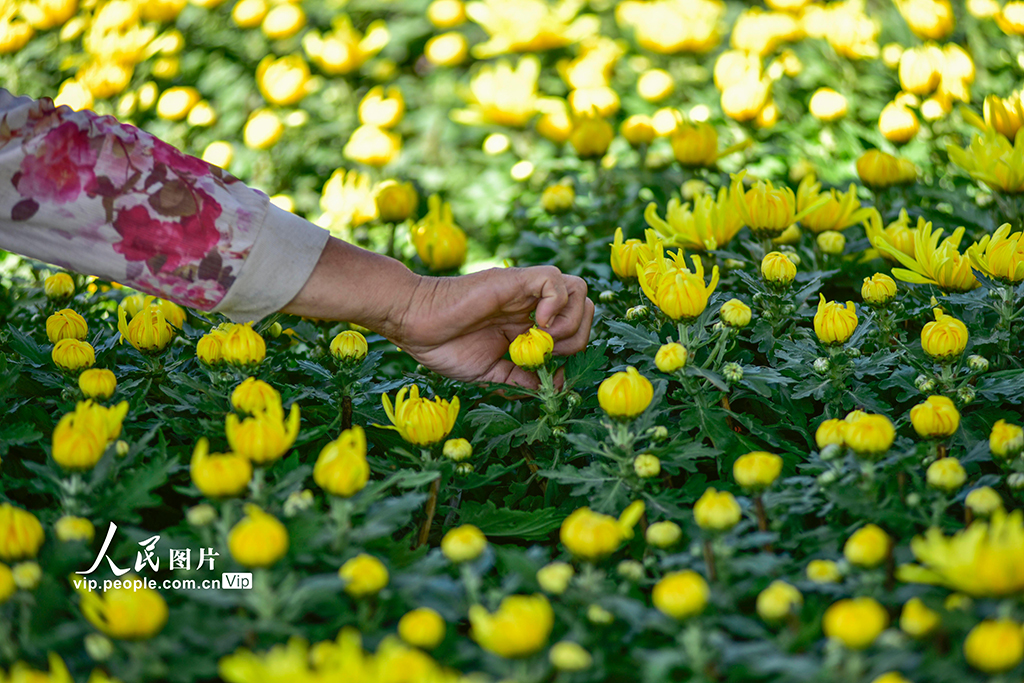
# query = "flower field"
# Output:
<box><xmin>6</xmin><ymin>0</ymin><xmax>1024</xmax><ymax>681</ymax></box>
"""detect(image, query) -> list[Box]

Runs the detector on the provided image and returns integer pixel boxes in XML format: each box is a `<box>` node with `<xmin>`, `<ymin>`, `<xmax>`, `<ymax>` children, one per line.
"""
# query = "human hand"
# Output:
<box><xmin>391</xmin><ymin>266</ymin><xmax>595</xmax><ymax>388</ymax></box>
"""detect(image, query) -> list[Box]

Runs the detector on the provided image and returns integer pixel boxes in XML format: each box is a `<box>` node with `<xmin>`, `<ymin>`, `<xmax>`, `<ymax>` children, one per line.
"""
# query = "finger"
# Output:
<box><xmin>551</xmin><ymin>366</ymin><xmax>566</xmax><ymax>391</ymax></box>
<box><xmin>479</xmin><ymin>358</ymin><xmax>541</xmax><ymax>390</ymax></box>
<box><xmin>522</xmin><ymin>266</ymin><xmax>569</xmax><ymax>330</ymax></box>
<box><xmin>553</xmin><ymin>297</ymin><xmax>595</xmax><ymax>356</ymax></box>
<box><xmin>544</xmin><ymin>275</ymin><xmax>588</xmax><ymax>340</ymax></box>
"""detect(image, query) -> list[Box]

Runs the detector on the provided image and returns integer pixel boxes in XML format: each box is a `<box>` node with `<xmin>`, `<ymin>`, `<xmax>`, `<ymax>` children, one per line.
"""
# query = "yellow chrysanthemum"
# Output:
<box><xmin>873</xmin><ymin>218</ymin><xmax>978</xmax><ymax>292</ymax></box>
<box><xmin>451</xmin><ymin>56</ymin><xmax>553</xmax><ymax>127</ymax></box>
<box><xmin>967</xmin><ymin>223</ymin><xmax>1024</xmax><ymax>283</ymax></box>
<box><xmin>897</xmin><ymin>509</ymin><xmax>1024</xmax><ymax>597</ymax></box>
<box><xmin>948</xmin><ymin>125</ymin><xmax>1024</xmax><ymax>194</ymax></box>
<box><xmin>638</xmin><ymin>253</ymin><xmax>720</xmax><ymax>321</ymax></box>
<box><xmin>381</xmin><ymin>385</ymin><xmax>460</xmax><ymax>446</ymax></box>
<box><xmin>644</xmin><ymin>187</ymin><xmax>743</xmax><ymax>251</ymax></box>
<box><xmin>466</xmin><ymin>0</ymin><xmax>596</xmax><ymax>58</ymax></box>
<box><xmin>796</xmin><ymin>175</ymin><xmax>873</xmax><ymax>234</ymax></box>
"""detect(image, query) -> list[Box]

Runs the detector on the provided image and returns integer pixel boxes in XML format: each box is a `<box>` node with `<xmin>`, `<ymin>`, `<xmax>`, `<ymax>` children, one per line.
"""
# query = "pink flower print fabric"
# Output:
<box><xmin>0</xmin><ymin>93</ymin><xmax>269</xmax><ymax>311</ymax></box>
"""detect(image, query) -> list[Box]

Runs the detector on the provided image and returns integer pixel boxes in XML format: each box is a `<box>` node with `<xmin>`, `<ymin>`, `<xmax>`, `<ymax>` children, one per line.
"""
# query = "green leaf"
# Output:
<box><xmin>458</xmin><ymin>500</ymin><xmax>564</xmax><ymax>540</ymax></box>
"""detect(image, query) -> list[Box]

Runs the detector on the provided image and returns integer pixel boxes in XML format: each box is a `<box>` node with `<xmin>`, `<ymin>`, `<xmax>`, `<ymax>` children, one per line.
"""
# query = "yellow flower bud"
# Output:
<box><xmin>313</xmin><ymin>426</ymin><xmax>369</xmax><ymax>498</ymax></box>
<box><xmin>965</xmin><ymin>486</ymin><xmax>1002</xmax><ymax>516</ymax></box>
<box><xmin>0</xmin><ymin>504</ymin><xmax>44</xmax><ymax>562</ymax></box>
<box><xmin>809</xmin><ymin>88</ymin><xmax>848</xmax><ymax>122</ymax></box>
<box><xmin>339</xmin><ymin>553</ymin><xmax>389</xmax><ymax>597</ymax></box>
<box><xmin>815</xmin><ymin>418</ymin><xmax>846</xmax><ymax>449</ymax></box>
<box><xmin>756</xmin><ymin>580</ymin><xmax>803</xmax><ymax>621</ymax></box>
<box><xmin>261</xmin><ymin>2</ymin><xmax>305</xmax><ymax>40</ymax></box>
<box><xmin>807</xmin><ymin>559</ymin><xmax>842</xmax><ymax>583</ymax></box>
<box><xmin>733</xmin><ymin>451</ymin><xmax>783</xmax><ymax>490</ymax></box>
<box><xmin>398</xmin><ymin>607</ymin><xmax>446</xmax><ymax>649</ymax></box>
<box><xmin>862</xmin><ymin>273</ymin><xmax>897</xmax><ymax>305</ymax></box>
<box><xmin>637</xmin><ymin>69</ymin><xmax>674</xmax><ymax>102</ymax></box>
<box><xmin>536</xmin><ymin>562</ymin><xmax>574</xmax><ymax>594</ymax></box>
<box><xmin>442</xmin><ymin>438</ymin><xmax>473</xmax><ymax>462</ymax></box>
<box><xmin>652</xmin><ymin>570</ymin><xmax>709</xmax><ymax>619</ymax></box>
<box><xmin>598</xmin><ymin>366</ymin><xmax>654</xmax><ymax>420</ymax></box>
<box><xmin>12</xmin><ymin>561</ymin><xmax>40</xmax><ymax>590</ymax></box>
<box><xmin>52</xmin><ymin>401</ymin><xmax>128</xmax><ymax>471</ymax></box>
<box><xmin>44</xmin><ymin>273</ymin><xmax>74</xmax><ymax>300</ymax></box>
<box><xmin>225</xmin><ymin>403</ymin><xmax>300</xmax><ymax>464</ymax></box>
<box><xmin>359</xmin><ymin>86</ymin><xmax>404</xmax><ymax>129</ymax></box>
<box><xmin>412</xmin><ymin>195</ymin><xmax>468</xmax><ymax>272</ymax></box>
<box><xmin>814</xmin><ymin>295</ymin><xmax>858</xmax><ymax>345</ymax></box>
<box><xmin>856</xmin><ymin>150</ymin><xmax>917</xmax><ymax>188</ymax></box>
<box><xmin>117</xmin><ymin>299</ymin><xmax>174</xmax><ymax>354</ymax></box>
<box><xmin>244</xmin><ymin>109</ymin><xmax>284</xmax><ymax>150</ymax></box>
<box><xmin>221</xmin><ymin>323</ymin><xmax>266</xmax><ymax>366</ymax></box>
<box><xmin>427</xmin><ymin>0</ymin><xmax>465</xmax><ymax>28</ymax></box>
<box><xmin>509</xmin><ymin>327</ymin><xmax>554</xmax><ymax>371</ymax></box>
<box><xmin>228</xmin><ymin>379</ymin><xmax>279</xmax><ymax>419</ymax></box>
<box><xmin>55</xmin><ymin>515</ymin><xmax>94</xmax><ymax>543</ymax></box>
<box><xmin>587</xmin><ymin>604</ymin><xmax>614</xmax><ymax>624</ymax></box>
<box><xmin>899</xmin><ymin>597</ymin><xmax>939</xmax><ymax>637</ymax></box>
<box><xmin>190</xmin><ymin>438</ymin><xmax>252</xmax><ymax>499</ymax></box>
<box><xmin>536</xmin><ymin>108</ymin><xmax>574</xmax><ymax>144</ymax></box>
<box><xmin>633</xmin><ymin>453</ymin><xmax>661</xmax><ymax>478</ymax></box>
<box><xmin>964</xmin><ymin>619</ymin><xmax>1024</xmax><ymax>673</ymax></box>
<box><xmin>610</xmin><ymin>227</ymin><xmax>661</xmax><ymax>279</ymax></box>
<box><xmin>375</xmin><ymin>180</ymin><xmax>418</xmax><ymax>222</ymax></box>
<box><xmin>52</xmin><ymin>338</ymin><xmax>95</xmax><ymax>372</ymax></box>
<box><xmin>330</xmin><ymin>330</ymin><xmax>368</xmax><ymax>365</ymax></box>
<box><xmin>550</xmin><ymin>641</ymin><xmax>592</xmax><ymax>671</ymax></box>
<box><xmin>155</xmin><ymin>87</ymin><xmax>200</xmax><ymax>121</ymax></box>
<box><xmin>926</xmin><ymin>457</ymin><xmax>966</xmax><ymax>491</ymax></box>
<box><xmin>984</xmin><ymin>94</ymin><xmax>1024</xmax><ymax>140</ymax></box>
<box><xmin>381</xmin><ymin>384</ymin><xmax>459</xmax><ymax>446</ymax></box>
<box><xmin>694</xmin><ymin>487</ymin><xmax>741</xmax><ymax>531</ymax></box>
<box><xmin>0</xmin><ymin>563</ymin><xmax>13</xmax><ymax>604</ymax></box>
<box><xmin>255</xmin><ymin>55</ymin><xmax>312</xmax><ymax>107</ymax></box>
<box><xmin>823</xmin><ymin>597</ymin><xmax>888</xmax><ymax>649</ymax></box>
<box><xmin>344</xmin><ymin>124</ymin><xmax>401</xmax><ymax>167</ymax></box>
<box><xmin>645</xmin><ymin>521</ymin><xmax>682</xmax><ymax>548</ymax></box>
<box><xmin>469</xmin><ymin>594</ymin><xmax>553</xmax><ymax>658</ymax></box>
<box><xmin>560</xmin><ymin>502</ymin><xmax>643</xmax><ymax>561</ymax></box>
<box><xmin>228</xmin><ymin>505</ymin><xmax>288</xmax><ymax>568</ymax></box>
<box><xmin>761</xmin><ymin>251</ymin><xmax>797</xmax><ymax>286</ymax></box>
<box><xmin>46</xmin><ymin>309</ymin><xmax>87</xmax><ymax>344</ymax></box>
<box><xmin>79</xmin><ymin>576</ymin><xmax>168</xmax><ymax>640</ymax></box>
<box><xmin>899</xmin><ymin>47</ymin><xmax>942</xmax><ymax>94</ymax></box>
<box><xmin>231</xmin><ymin>0</ymin><xmax>267</xmax><ymax>28</ymax></box>
<box><xmin>441</xmin><ymin>524</ymin><xmax>487</xmax><ymax>563</ymax></box>
<box><xmin>921</xmin><ymin>309</ymin><xmax>968</xmax><ymax>361</ymax></box>
<box><xmin>910</xmin><ymin>395</ymin><xmax>959</xmax><ymax>438</ymax></box>
<box><xmin>670</xmin><ymin>121</ymin><xmax>719</xmax><ymax>168</ymax></box>
<box><xmin>425</xmin><ymin>32</ymin><xmax>468</xmax><ymax>66</ymax></box>
<box><xmin>844</xmin><ymin>524</ymin><xmax>890</xmax><ymax>568</ymax></box>
<box><xmin>816</xmin><ymin>230</ymin><xmax>846</xmax><ymax>255</ymax></box>
<box><xmin>78</xmin><ymin>368</ymin><xmax>116</xmax><ymax>400</ymax></box>
<box><xmin>570</xmin><ymin>111</ymin><xmax>614</xmax><ymax>159</ymax></box>
<box><xmin>540</xmin><ymin>182</ymin><xmax>575</xmax><ymax>214</ymax></box>
<box><xmin>990</xmin><ymin>419</ymin><xmax>1024</xmax><ymax>458</ymax></box>
<box><xmin>621</xmin><ymin>115</ymin><xmax>655</xmax><ymax>147</ymax></box>
<box><xmin>655</xmin><ymin>343</ymin><xmax>688</xmax><ymax>373</ymax></box>
<box><xmin>844</xmin><ymin>413</ymin><xmax>895</xmax><ymax>457</ymax></box>
<box><xmin>879</xmin><ymin>102</ymin><xmax>920</xmax><ymax>144</ymax></box>
<box><xmin>720</xmin><ymin>299</ymin><xmax>752</xmax><ymax>327</ymax></box>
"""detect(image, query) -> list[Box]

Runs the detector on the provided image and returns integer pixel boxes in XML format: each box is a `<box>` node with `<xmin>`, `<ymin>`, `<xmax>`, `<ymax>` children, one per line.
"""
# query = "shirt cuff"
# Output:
<box><xmin>212</xmin><ymin>203</ymin><xmax>330</xmax><ymax>323</ymax></box>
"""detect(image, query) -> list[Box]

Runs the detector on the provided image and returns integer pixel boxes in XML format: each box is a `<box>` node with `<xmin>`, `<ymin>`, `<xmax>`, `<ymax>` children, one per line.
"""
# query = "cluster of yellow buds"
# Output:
<box><xmin>344</xmin><ymin>86</ymin><xmax>404</xmax><ymax>167</ymax></box>
<box><xmin>197</xmin><ymin>322</ymin><xmax>266</xmax><ymax>367</ymax></box>
<box><xmin>51</xmin><ymin>400</ymin><xmax>129</xmax><ymax>471</ymax></box>
<box><xmin>225</xmin><ymin>379</ymin><xmax>300</xmax><ymax>465</ymax></box>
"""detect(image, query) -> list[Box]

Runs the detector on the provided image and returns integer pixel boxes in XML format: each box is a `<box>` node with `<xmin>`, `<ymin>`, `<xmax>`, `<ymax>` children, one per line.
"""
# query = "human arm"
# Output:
<box><xmin>282</xmin><ymin>236</ymin><xmax>595</xmax><ymax>388</ymax></box>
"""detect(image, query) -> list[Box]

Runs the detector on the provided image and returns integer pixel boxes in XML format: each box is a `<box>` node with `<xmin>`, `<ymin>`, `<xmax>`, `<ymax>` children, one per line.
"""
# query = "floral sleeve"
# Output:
<box><xmin>0</xmin><ymin>90</ymin><xmax>328</xmax><ymax>320</ymax></box>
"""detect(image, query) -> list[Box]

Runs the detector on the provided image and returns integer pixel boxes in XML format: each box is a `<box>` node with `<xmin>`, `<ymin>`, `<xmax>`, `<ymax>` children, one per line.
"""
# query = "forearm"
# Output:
<box><xmin>282</xmin><ymin>235</ymin><xmax>424</xmax><ymax>338</ymax></box>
